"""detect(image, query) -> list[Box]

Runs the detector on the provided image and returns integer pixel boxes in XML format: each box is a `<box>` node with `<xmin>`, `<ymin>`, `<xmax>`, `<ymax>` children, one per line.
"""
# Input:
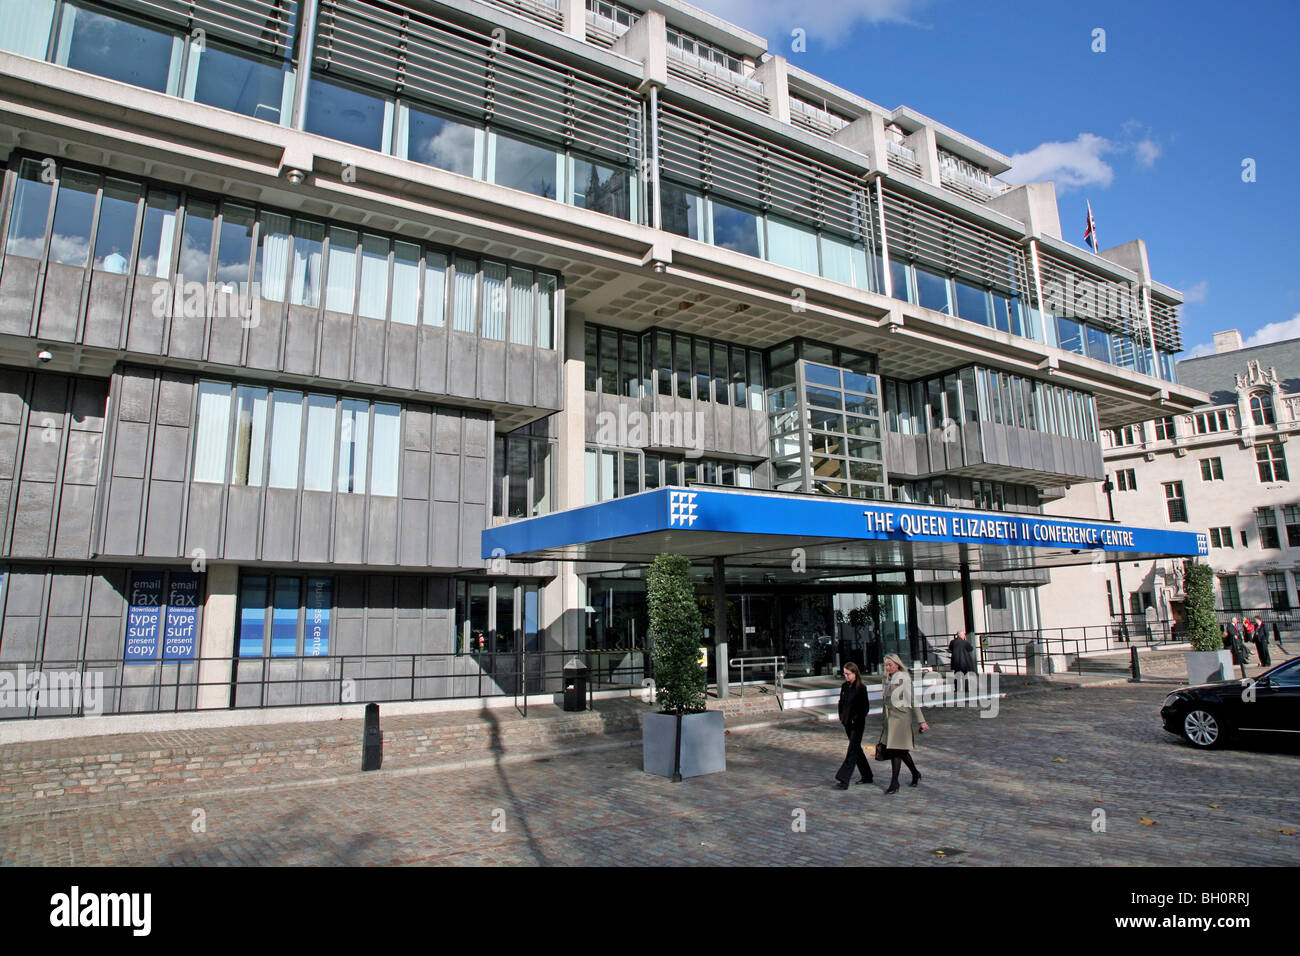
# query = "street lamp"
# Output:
<box><xmin>1101</xmin><ymin>477</ymin><xmax>1130</xmax><ymax>642</ymax></box>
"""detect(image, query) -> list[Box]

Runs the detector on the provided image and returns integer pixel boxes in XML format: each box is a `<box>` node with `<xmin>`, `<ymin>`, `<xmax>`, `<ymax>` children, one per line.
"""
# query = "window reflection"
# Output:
<box><xmin>58</xmin><ymin>4</ymin><xmax>176</xmax><ymax>93</ymax></box>
<box><xmin>571</xmin><ymin>157</ymin><xmax>630</xmax><ymax>219</ymax></box>
<box><xmin>92</xmin><ymin>178</ymin><xmax>139</xmax><ymax>273</ymax></box>
<box><xmin>492</xmin><ymin>133</ymin><xmax>559</xmax><ymax>199</ymax></box>
<box><xmin>407</xmin><ymin>107</ymin><xmax>478</xmax><ymax>176</ymax></box>
<box><xmin>47</xmin><ymin>169</ymin><xmax>97</xmax><ymax>267</ymax></box>
<box><xmin>305</xmin><ymin>79</ymin><xmax>386</xmax><ymax>151</ymax></box>
<box><xmin>189</xmin><ymin>43</ymin><xmax>287</xmax><ymax>123</ymax></box>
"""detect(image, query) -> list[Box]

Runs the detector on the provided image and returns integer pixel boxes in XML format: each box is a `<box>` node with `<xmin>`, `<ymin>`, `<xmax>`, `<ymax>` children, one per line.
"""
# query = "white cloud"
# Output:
<box><xmin>1135</xmin><ymin>139</ymin><xmax>1161</xmax><ymax>168</ymax></box>
<box><xmin>690</xmin><ymin>0</ymin><xmax>935</xmax><ymax>47</ymax></box>
<box><xmin>1183</xmin><ymin>281</ymin><xmax>1209</xmax><ymax>305</ymax></box>
<box><xmin>1003</xmin><ymin>133</ymin><xmax>1116</xmax><ymax>192</ymax></box>
<box><xmin>1242</xmin><ymin>314</ymin><xmax>1300</xmax><ymax>348</ymax></box>
<box><xmin>1182</xmin><ymin>313</ymin><xmax>1300</xmax><ymax>358</ymax></box>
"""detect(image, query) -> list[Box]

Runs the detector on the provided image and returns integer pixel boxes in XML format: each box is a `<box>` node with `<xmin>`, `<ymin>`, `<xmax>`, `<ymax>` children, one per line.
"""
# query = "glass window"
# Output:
<box><xmin>358</xmin><ymin>234</ymin><xmax>389</xmax><ymax>321</ymax></box>
<box><xmin>481</xmin><ymin>261</ymin><xmax>507</xmax><ymax>340</ymax></box>
<box><xmin>304</xmin><ymin>78</ymin><xmax>386</xmax><ymax>151</ymax></box>
<box><xmin>268</xmin><ymin>391</ymin><xmax>303</xmax><ymax>489</ymax></box>
<box><xmin>289</xmin><ymin>220</ymin><xmax>324</xmax><ymax>308</ymax></box>
<box><xmin>584</xmin><ymin>448</ymin><xmax>597</xmax><ymax>504</ymax></box>
<box><xmin>1258</xmin><ymin>443</ymin><xmax>1289</xmax><ymax>483</ymax></box>
<box><xmin>338</xmin><ymin>399</ymin><xmax>369</xmax><ymax>494</ymax></box>
<box><xmin>992</xmin><ymin>293</ymin><xmax>1022</xmax><ymax>336</ymax></box>
<box><xmin>1199</xmin><ymin>457</ymin><xmax>1223</xmax><ymax>482</ymax></box>
<box><xmin>92</xmin><ymin>177</ymin><xmax>140</xmax><ymax>273</ymax></box>
<box><xmin>271</xmin><ymin>578</ymin><xmax>300</xmax><ymax>658</ymax></box>
<box><xmin>508</xmin><ymin>267</ymin><xmax>533</xmax><ymax>345</ymax></box>
<box><xmin>390</xmin><ymin>242</ymin><xmax>420</xmax><ymax>325</ymax></box>
<box><xmin>731</xmin><ymin>345</ymin><xmax>747</xmax><ymax>405</ymax></box>
<box><xmin>1251</xmin><ymin>393</ymin><xmax>1275</xmax><ymax>426</ymax></box>
<box><xmin>406</xmin><ymin>106</ymin><xmax>478</xmax><ymax>177</ymax></box>
<box><xmin>675</xmin><ymin>335</ymin><xmax>692</xmax><ymax>400</ymax></box>
<box><xmin>915</xmin><ymin>267</ymin><xmax>950</xmax><ymax>314</ymax></box>
<box><xmin>1285</xmin><ymin>505</ymin><xmax>1300</xmax><ymax>548</ymax></box>
<box><xmin>134</xmin><ymin>188</ymin><xmax>179</xmax><ymax>279</ymax></box>
<box><xmin>600</xmin><ymin>450</ymin><xmax>616</xmax><ymax>501</ymax></box>
<box><xmin>621</xmin><ymin>333</ymin><xmax>640</xmax><ymax>398</ymax></box>
<box><xmin>643</xmin><ymin>453</ymin><xmax>661</xmax><ymax>491</ymax></box>
<box><xmin>599</xmin><ymin>329</ymin><xmax>618</xmax><ymax>396</ymax></box>
<box><xmin>1086</xmin><ymin>325</ymin><xmax>1112</xmax><ymax>362</ymax></box>
<box><xmin>711</xmin><ymin>342</ymin><xmax>729</xmax><ymax>407</ymax></box>
<box><xmin>711</xmin><ymin>200</ymin><xmax>761</xmax><ymax>257</ymax></box>
<box><xmin>57</xmin><ymin>3</ymin><xmax>177</xmax><ymax>93</ymax></box>
<box><xmin>0</xmin><ymin>0</ymin><xmax>55</xmax><ymax>60</ymax></box>
<box><xmin>188</xmin><ymin>43</ymin><xmax>287</xmax><ymax>124</ymax></box>
<box><xmin>491</xmin><ymin>132</ymin><xmax>559</xmax><ymax>199</ymax></box>
<box><xmin>193</xmin><ymin>381</ymin><xmax>232</xmax><ymax>483</ymax></box>
<box><xmin>214</xmin><ymin>204</ymin><xmax>255</xmax><ymax>289</ymax></box>
<box><xmin>889</xmin><ymin>259</ymin><xmax>910</xmax><ymax>303</ymax></box>
<box><xmin>174</xmin><ymin>197</ymin><xmax>216</xmax><ymax>286</ymax></box>
<box><xmin>748</xmin><ymin>351</ymin><xmax>764</xmax><ymax>410</ymax></box>
<box><xmin>6</xmin><ymin>158</ymin><xmax>54</xmax><ymax>259</ymax></box>
<box><xmin>953</xmin><ymin>280</ymin><xmax>989</xmax><ymax>326</ymax></box>
<box><xmin>232</xmin><ymin>386</ymin><xmax>268</xmax><ymax>486</ymax></box>
<box><xmin>255</xmin><ymin>210</ymin><xmax>291</xmax><ymax>302</ymax></box>
<box><xmin>47</xmin><ymin>169</ymin><xmax>98</xmax><ymax>267</ymax></box>
<box><xmin>370</xmin><ymin>404</ymin><xmax>401</xmax><ymax>497</ymax></box>
<box><xmin>1055</xmin><ymin>316</ymin><xmax>1084</xmax><ymax>354</ymax></box>
<box><xmin>1266</xmin><ymin>572</ymin><xmax>1291</xmax><ymax>611</ymax></box>
<box><xmin>571</xmin><ymin>156</ymin><xmax>630</xmax><ymax>220</ymax></box>
<box><xmin>1218</xmin><ymin>574</ymin><xmax>1242</xmax><ymax>612</ymax></box>
<box><xmin>661</xmin><ymin>182</ymin><xmax>704</xmax><ymax>240</ymax></box>
<box><xmin>237</xmin><ymin>576</ymin><xmax>268</xmax><ymax>658</ymax></box>
<box><xmin>324</xmin><ymin>227</ymin><xmax>358</xmax><ymax>314</ymax></box>
<box><xmin>766</xmin><ymin>216</ymin><xmax>819</xmax><ymax>275</ymax></box>
<box><xmin>1163</xmin><ymin>481</ymin><xmax>1187</xmax><ymax>524</ymax></box>
<box><xmin>531</xmin><ymin>441</ymin><xmax>553</xmax><ymax>515</ymax></box>
<box><xmin>423</xmin><ymin>251</ymin><xmax>449</xmax><ymax>327</ymax></box>
<box><xmin>537</xmin><ymin>274</ymin><xmax>555</xmax><ymax>349</ymax></box>
<box><xmin>656</xmin><ymin>332</ymin><xmax>672</xmax><ymax>396</ymax></box>
<box><xmin>303</xmin><ymin>394</ymin><xmax>336</xmax><ymax>491</ymax></box>
<box><xmin>453</xmin><ymin>256</ymin><xmax>477</xmax><ymax>333</ymax></box>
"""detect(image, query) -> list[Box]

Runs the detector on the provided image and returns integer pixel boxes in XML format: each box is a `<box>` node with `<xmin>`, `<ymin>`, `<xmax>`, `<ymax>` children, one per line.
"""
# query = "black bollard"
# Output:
<box><xmin>362</xmin><ymin>701</ymin><xmax>383</xmax><ymax>771</ymax></box>
<box><xmin>1129</xmin><ymin>646</ymin><xmax>1142</xmax><ymax>682</ymax></box>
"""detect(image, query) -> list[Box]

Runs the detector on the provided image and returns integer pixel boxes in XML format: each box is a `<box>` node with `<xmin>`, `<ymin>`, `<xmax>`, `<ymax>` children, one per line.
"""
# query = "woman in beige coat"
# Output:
<box><xmin>877</xmin><ymin>653</ymin><xmax>929</xmax><ymax>794</ymax></box>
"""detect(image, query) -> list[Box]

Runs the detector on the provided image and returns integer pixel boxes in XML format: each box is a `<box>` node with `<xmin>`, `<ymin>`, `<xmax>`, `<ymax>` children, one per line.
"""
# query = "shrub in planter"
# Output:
<box><xmin>1182</xmin><ymin>561</ymin><xmax>1233</xmax><ymax>683</ymax></box>
<box><xmin>642</xmin><ymin>554</ymin><xmax>723</xmax><ymax>779</ymax></box>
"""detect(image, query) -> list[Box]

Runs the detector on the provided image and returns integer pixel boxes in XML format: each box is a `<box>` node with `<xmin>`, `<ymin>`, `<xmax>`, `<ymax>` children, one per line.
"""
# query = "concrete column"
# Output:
<box><xmin>832</xmin><ymin>112</ymin><xmax>889</xmax><ymax>175</ymax></box>
<box><xmin>904</xmin><ymin>126</ymin><xmax>941</xmax><ymax>187</ymax></box>
<box><xmin>986</xmin><ymin>182</ymin><xmax>1063</xmax><ymax>240</ymax></box>
<box><xmin>197</xmin><ymin>564</ymin><xmax>238</xmax><ymax>710</ymax></box>
<box><xmin>960</xmin><ymin>563</ymin><xmax>976</xmax><ymax>636</ymax></box>
<box><xmin>713</xmin><ymin>556</ymin><xmax>728</xmax><ymax>698</ymax></box>
<box><xmin>612</xmin><ymin>9</ymin><xmax>667</xmax><ymax>91</ymax></box>
<box><xmin>559</xmin><ymin>0</ymin><xmax>585</xmax><ymax>41</ymax></box>
<box><xmin>749</xmin><ymin>56</ymin><xmax>790</xmax><ymax>124</ymax></box>
<box><xmin>289</xmin><ymin>0</ymin><xmax>319</xmax><ymax>131</ymax></box>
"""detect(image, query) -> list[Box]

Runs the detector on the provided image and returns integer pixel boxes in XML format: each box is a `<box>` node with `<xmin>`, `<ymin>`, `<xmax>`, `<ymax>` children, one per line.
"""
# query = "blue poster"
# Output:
<box><xmin>163</xmin><ymin>572</ymin><xmax>202</xmax><ymax>660</ymax></box>
<box><xmin>305</xmin><ymin>578</ymin><xmax>331</xmax><ymax>658</ymax></box>
<box><xmin>270</xmin><ymin>579</ymin><xmax>300</xmax><ymax>658</ymax></box>
<box><xmin>124</xmin><ymin>571</ymin><xmax>165</xmax><ymax>664</ymax></box>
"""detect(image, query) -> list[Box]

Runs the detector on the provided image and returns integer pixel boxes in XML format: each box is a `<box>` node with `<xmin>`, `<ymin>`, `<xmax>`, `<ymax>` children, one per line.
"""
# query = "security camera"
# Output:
<box><xmin>286</xmin><ymin>168</ymin><xmax>305</xmax><ymax>185</ymax></box>
<box><xmin>651</xmin><ymin>260</ymin><xmax>667</xmax><ymax>274</ymax></box>
<box><xmin>37</xmin><ymin>349</ymin><xmax>52</xmax><ymax>363</ymax></box>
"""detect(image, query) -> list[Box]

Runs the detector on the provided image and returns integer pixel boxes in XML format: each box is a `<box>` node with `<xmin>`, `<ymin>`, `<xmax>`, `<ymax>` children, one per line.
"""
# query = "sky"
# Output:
<box><xmin>691</xmin><ymin>0</ymin><xmax>1300</xmax><ymax>359</ymax></box>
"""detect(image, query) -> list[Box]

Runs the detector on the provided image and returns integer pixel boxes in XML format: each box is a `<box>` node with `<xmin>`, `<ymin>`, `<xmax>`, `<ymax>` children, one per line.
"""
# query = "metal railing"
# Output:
<box><xmin>970</xmin><ymin>624</ymin><xmax>1182</xmax><ymax>677</ymax></box>
<box><xmin>728</xmin><ymin>655</ymin><xmax>786</xmax><ymax>701</ymax></box>
<box><xmin>0</xmin><ymin>648</ymin><xmax>654</xmax><ymax>720</ymax></box>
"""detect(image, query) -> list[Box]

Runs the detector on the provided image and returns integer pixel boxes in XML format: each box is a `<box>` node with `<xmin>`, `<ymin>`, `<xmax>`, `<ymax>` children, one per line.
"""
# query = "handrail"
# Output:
<box><xmin>728</xmin><ymin>655</ymin><xmax>786</xmax><ymax>699</ymax></box>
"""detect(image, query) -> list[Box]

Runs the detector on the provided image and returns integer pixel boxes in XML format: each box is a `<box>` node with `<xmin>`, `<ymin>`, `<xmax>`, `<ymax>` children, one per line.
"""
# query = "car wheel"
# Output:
<box><xmin>1182</xmin><ymin>708</ymin><xmax>1224</xmax><ymax>749</ymax></box>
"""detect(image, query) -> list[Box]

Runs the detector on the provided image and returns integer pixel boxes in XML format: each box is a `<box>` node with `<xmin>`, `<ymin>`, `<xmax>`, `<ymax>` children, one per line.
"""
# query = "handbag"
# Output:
<box><xmin>873</xmin><ymin>740</ymin><xmax>887</xmax><ymax>761</ymax></box>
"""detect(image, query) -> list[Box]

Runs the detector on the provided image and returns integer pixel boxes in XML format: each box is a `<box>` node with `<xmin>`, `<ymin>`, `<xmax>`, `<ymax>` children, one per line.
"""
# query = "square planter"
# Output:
<box><xmin>642</xmin><ymin>710</ymin><xmax>725</xmax><ymax>779</ymax></box>
<box><xmin>1185</xmin><ymin>650</ymin><xmax>1236</xmax><ymax>685</ymax></box>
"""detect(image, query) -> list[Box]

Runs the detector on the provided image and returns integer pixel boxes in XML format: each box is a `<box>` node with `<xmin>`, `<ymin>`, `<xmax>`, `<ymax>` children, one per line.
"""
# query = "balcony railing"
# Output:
<box><xmin>789</xmin><ymin>98</ymin><xmax>850</xmax><ymax>137</ymax></box>
<box><xmin>479</xmin><ymin>0</ymin><xmax>563</xmax><ymax>30</ymax></box>
<box><xmin>666</xmin><ymin>46</ymin><xmax>768</xmax><ymax>111</ymax></box>
<box><xmin>887</xmin><ymin>140</ymin><xmax>921</xmax><ymax>175</ymax></box>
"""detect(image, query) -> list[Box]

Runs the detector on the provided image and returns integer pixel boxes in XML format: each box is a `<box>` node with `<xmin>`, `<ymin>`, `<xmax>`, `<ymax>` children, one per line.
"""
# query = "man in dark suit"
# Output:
<box><xmin>1252</xmin><ymin>615</ymin><xmax>1272</xmax><ymax>667</ymax></box>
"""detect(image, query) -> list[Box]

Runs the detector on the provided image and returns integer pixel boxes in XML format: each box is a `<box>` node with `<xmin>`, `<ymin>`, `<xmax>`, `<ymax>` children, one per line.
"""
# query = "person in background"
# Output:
<box><xmin>948</xmin><ymin>630</ymin><xmax>977</xmax><ymax>677</ymax></box>
<box><xmin>1252</xmin><ymin>615</ymin><xmax>1272</xmax><ymax>667</ymax></box>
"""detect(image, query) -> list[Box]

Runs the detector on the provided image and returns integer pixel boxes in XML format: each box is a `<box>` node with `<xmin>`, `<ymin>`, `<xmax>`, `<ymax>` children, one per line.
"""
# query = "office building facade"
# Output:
<box><xmin>0</xmin><ymin>0</ymin><xmax>1201</xmax><ymax>717</ymax></box>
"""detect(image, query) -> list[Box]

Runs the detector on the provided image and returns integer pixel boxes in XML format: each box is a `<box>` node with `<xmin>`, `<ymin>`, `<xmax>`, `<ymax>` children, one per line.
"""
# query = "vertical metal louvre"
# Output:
<box><xmin>881</xmin><ymin>184</ymin><xmax>1029</xmax><ymax>297</ymax></box>
<box><xmin>314</xmin><ymin>0</ymin><xmax>641</xmax><ymax>164</ymax></box>
<box><xmin>1146</xmin><ymin>296</ymin><xmax>1182</xmax><ymax>351</ymax></box>
<box><xmin>657</xmin><ymin>102</ymin><xmax>870</xmax><ymax>239</ymax></box>
<box><xmin>111</xmin><ymin>0</ymin><xmax>299</xmax><ymax>58</ymax></box>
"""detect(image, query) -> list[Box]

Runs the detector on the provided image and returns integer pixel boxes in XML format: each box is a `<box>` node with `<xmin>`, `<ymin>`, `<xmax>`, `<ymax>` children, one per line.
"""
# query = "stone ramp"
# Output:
<box><xmin>0</xmin><ymin>692</ymin><xmax>785</xmax><ymax>812</ymax></box>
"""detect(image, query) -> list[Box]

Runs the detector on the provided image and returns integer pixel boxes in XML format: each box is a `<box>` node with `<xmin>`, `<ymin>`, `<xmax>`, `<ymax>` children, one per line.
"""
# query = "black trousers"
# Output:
<box><xmin>1255</xmin><ymin>640</ymin><xmax>1272</xmax><ymax>666</ymax></box>
<box><xmin>836</xmin><ymin>723</ymin><xmax>872</xmax><ymax>782</ymax></box>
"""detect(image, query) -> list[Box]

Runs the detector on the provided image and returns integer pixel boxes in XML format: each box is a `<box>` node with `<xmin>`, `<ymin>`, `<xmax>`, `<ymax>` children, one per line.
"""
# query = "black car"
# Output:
<box><xmin>1161</xmin><ymin>657</ymin><xmax>1300</xmax><ymax>748</ymax></box>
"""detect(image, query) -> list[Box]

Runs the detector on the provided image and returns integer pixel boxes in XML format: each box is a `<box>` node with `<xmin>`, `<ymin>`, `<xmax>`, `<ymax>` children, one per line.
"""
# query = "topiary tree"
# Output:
<box><xmin>1183</xmin><ymin>561</ymin><xmax>1221</xmax><ymax>652</ymax></box>
<box><xmin>647</xmin><ymin>553</ymin><xmax>707</xmax><ymax>715</ymax></box>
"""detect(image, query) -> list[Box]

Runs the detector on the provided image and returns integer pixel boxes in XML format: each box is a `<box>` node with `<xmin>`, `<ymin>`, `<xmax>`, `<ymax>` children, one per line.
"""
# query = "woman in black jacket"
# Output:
<box><xmin>834</xmin><ymin>662</ymin><xmax>873</xmax><ymax>789</ymax></box>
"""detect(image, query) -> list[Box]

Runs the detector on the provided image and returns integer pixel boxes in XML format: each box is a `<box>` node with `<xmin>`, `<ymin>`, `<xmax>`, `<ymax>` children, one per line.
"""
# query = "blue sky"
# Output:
<box><xmin>695</xmin><ymin>0</ymin><xmax>1300</xmax><ymax>358</ymax></box>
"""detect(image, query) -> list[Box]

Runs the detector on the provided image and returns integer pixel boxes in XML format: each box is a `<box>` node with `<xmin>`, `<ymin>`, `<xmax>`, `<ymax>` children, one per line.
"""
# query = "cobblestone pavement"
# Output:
<box><xmin>2</xmin><ymin>680</ymin><xmax>1298</xmax><ymax>866</ymax></box>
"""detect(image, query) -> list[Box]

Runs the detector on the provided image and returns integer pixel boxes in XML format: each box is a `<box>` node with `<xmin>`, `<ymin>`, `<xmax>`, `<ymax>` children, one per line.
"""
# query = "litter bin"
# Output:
<box><xmin>563</xmin><ymin>657</ymin><xmax>588</xmax><ymax>712</ymax></box>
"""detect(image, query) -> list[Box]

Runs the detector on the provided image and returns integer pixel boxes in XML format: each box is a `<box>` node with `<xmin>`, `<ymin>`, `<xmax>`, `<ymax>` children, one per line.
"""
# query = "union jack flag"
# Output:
<box><xmin>1084</xmin><ymin>200</ymin><xmax>1099</xmax><ymax>253</ymax></box>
